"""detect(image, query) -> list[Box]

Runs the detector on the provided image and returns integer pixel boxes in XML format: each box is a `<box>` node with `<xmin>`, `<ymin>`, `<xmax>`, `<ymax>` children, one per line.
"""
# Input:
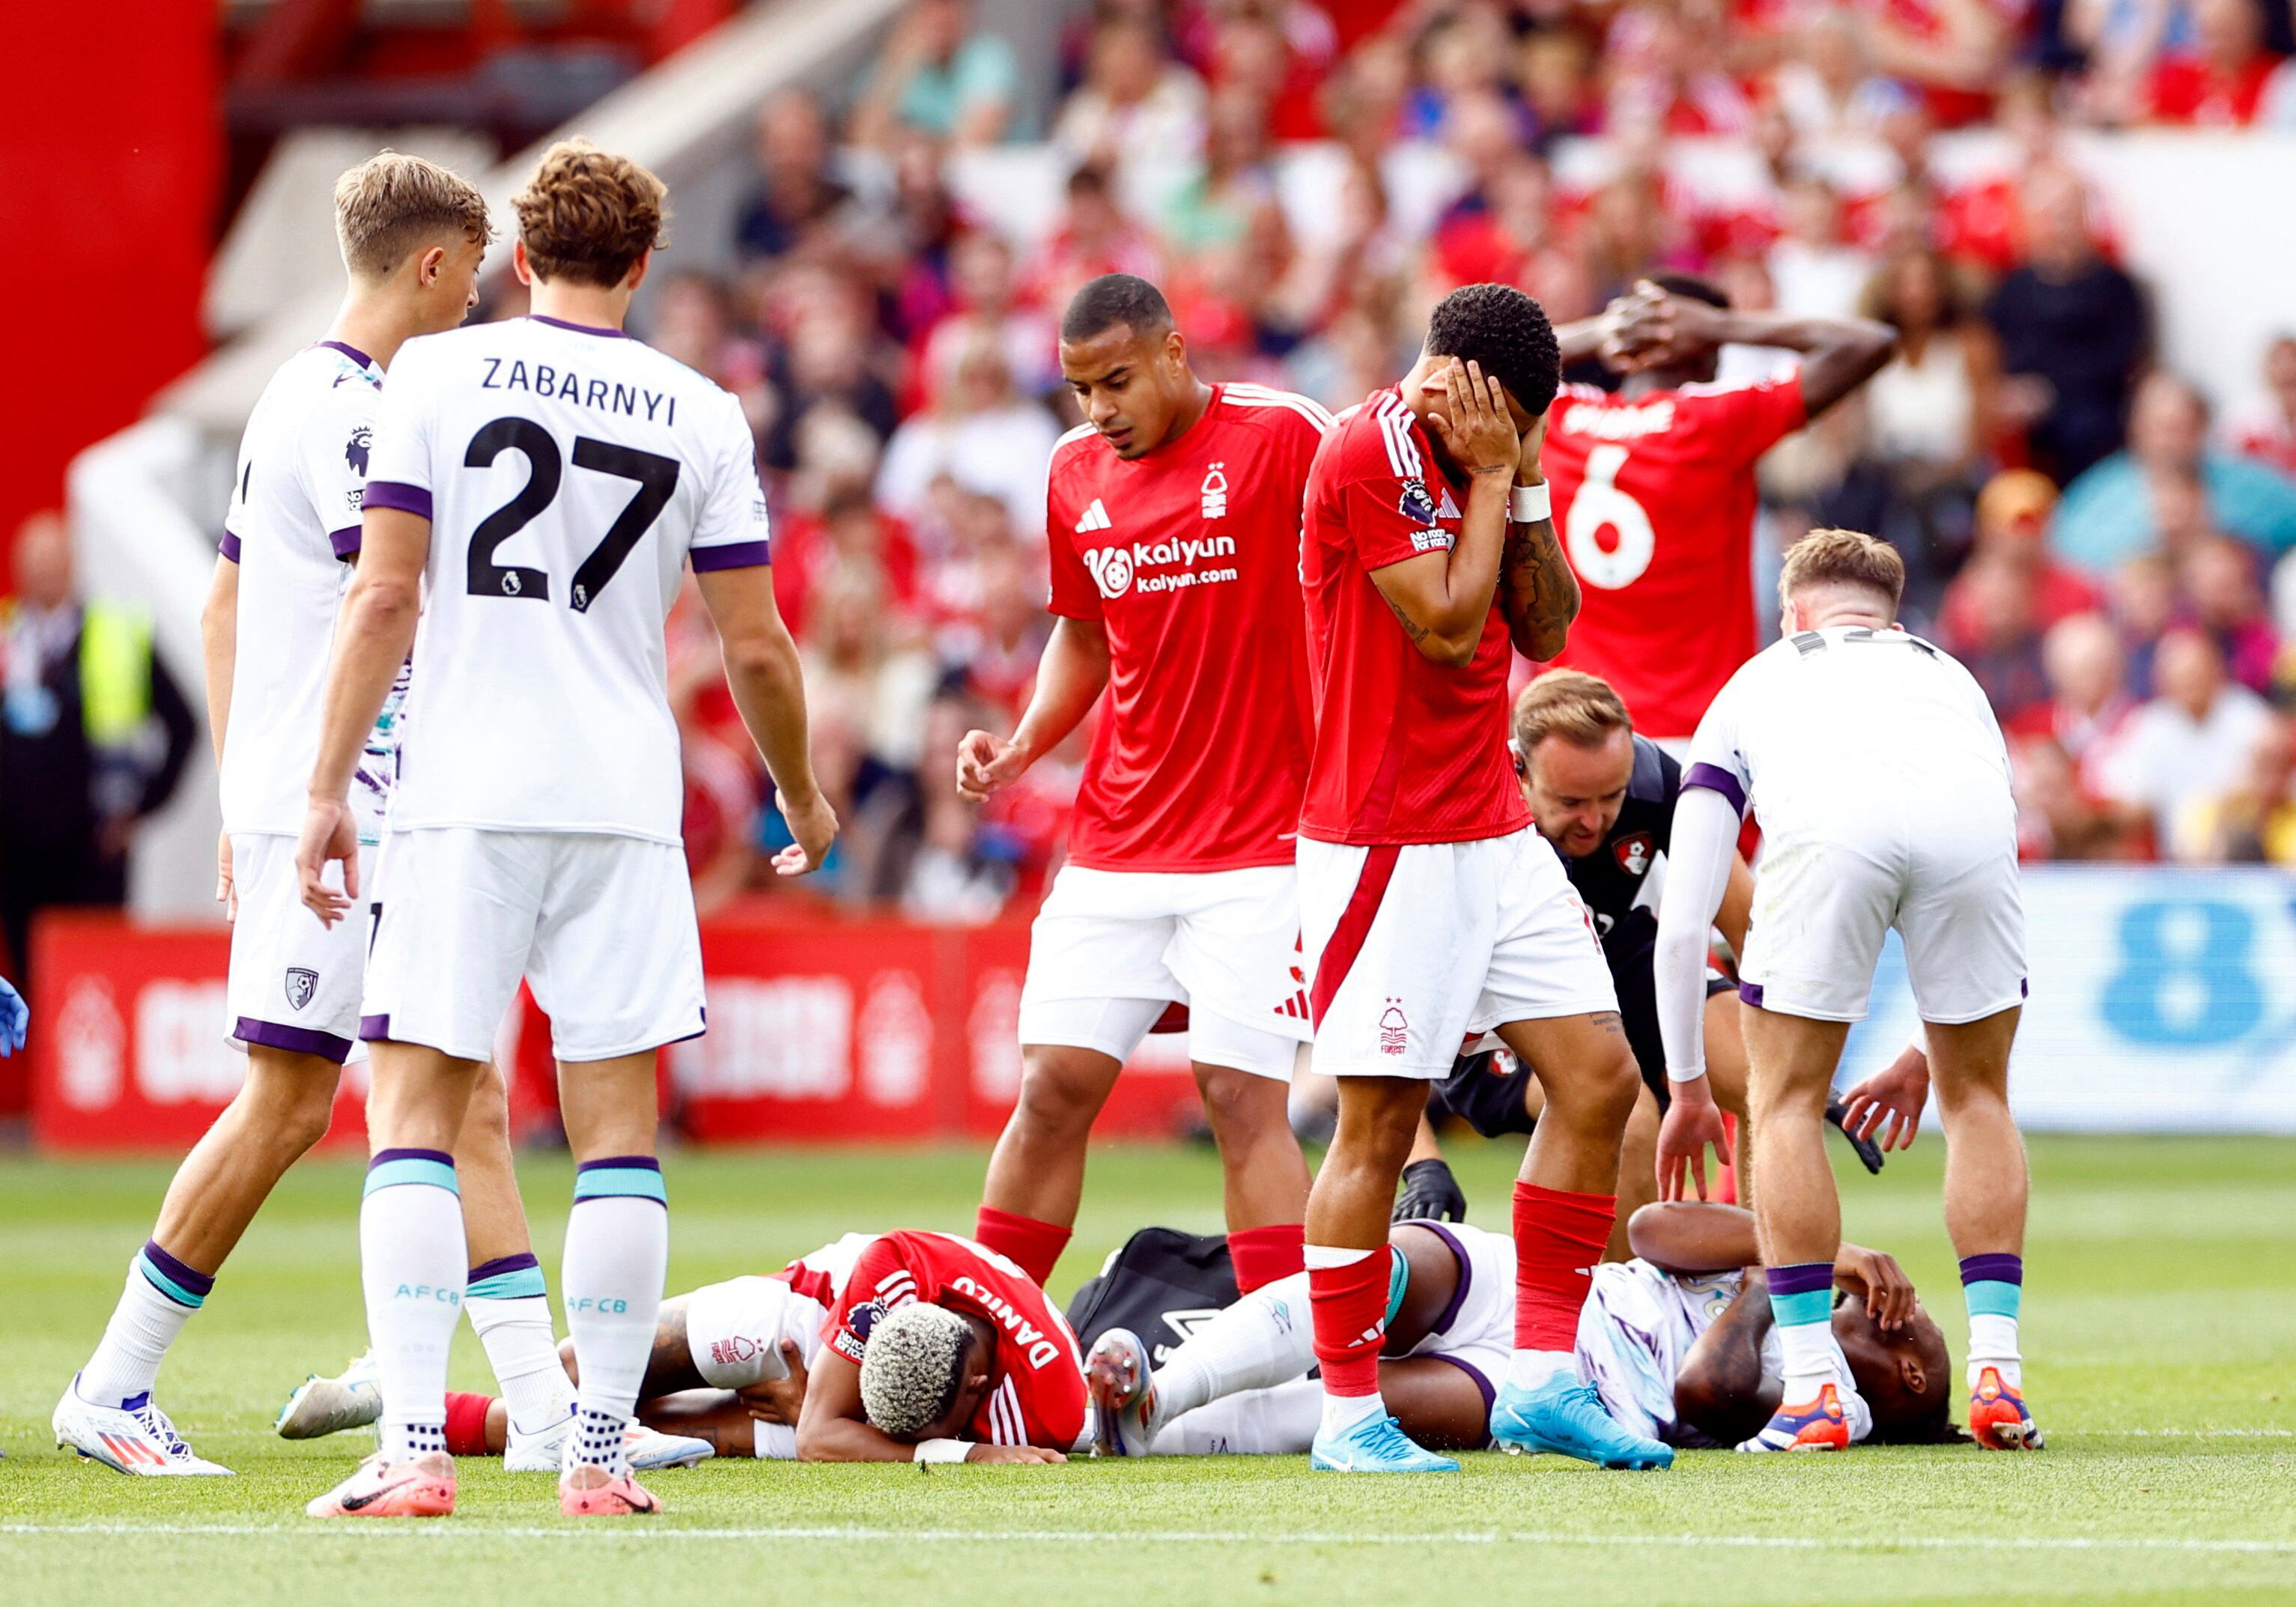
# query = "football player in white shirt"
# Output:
<box><xmin>52</xmin><ymin>154</ymin><xmax>607</xmax><ymax>1479</ymax></box>
<box><xmin>296</xmin><ymin>141</ymin><xmax>835</xmax><ymax>1521</ymax></box>
<box><xmin>1653</xmin><ymin>529</ymin><xmax>2040</xmax><ymax>1454</ymax></box>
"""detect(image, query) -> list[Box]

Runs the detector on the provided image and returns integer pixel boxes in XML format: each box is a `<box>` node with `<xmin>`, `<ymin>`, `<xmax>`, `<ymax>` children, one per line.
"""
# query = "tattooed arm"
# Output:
<box><xmin>1498</xmin><ymin>413</ymin><xmax>1578</xmax><ymax>663</ymax></box>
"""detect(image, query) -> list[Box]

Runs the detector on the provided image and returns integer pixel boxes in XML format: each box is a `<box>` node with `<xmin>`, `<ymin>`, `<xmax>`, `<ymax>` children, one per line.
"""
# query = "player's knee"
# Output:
<box><xmin>1555</xmin><ymin>1039</ymin><xmax>1641</xmax><ymax>1134</ymax></box>
<box><xmin>242</xmin><ymin>1057</ymin><xmax>341</xmax><ymax>1156</ymax></box>
<box><xmin>1195</xmin><ymin>1065</ymin><xmax>1285</xmax><ymax>1141</ymax></box>
<box><xmin>1010</xmin><ymin>1048</ymin><xmax>1114</xmax><ymax>1141</ymax></box>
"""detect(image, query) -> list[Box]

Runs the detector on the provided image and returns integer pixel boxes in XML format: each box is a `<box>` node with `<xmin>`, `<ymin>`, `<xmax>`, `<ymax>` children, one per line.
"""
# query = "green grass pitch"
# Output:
<box><xmin>3</xmin><ymin>1135</ymin><xmax>2292</xmax><ymax>1606</ymax></box>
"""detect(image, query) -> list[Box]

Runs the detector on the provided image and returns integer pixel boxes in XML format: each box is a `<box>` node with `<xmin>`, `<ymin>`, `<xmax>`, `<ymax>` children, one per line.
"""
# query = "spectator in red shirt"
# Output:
<box><xmin>1939</xmin><ymin>470</ymin><xmax>2101</xmax><ymax>646</ymax></box>
<box><xmin>2146</xmin><ymin>0</ymin><xmax>2293</xmax><ymax>125</ymax></box>
<box><xmin>2011</xmin><ymin>610</ymin><xmax>2139</xmax><ymax>784</ymax></box>
<box><xmin>2181</xmin><ymin>532</ymin><xmax>2283</xmax><ymax>695</ymax></box>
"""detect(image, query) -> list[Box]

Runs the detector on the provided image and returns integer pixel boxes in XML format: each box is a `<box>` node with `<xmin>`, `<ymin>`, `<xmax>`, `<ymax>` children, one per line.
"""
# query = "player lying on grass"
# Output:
<box><xmin>1086</xmin><ymin>1203</ymin><xmax>1953</xmax><ymax>1459</ymax></box>
<box><xmin>283</xmin><ymin>1228</ymin><xmax>1084</xmax><ymax>1465</ymax></box>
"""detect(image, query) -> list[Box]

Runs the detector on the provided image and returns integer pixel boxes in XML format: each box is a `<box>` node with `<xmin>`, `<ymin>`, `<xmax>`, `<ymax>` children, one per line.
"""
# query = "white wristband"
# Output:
<box><xmin>1667</xmin><ymin>1063</ymin><xmax>1707</xmax><ymax>1085</ymax></box>
<box><xmin>1510</xmin><ymin>482</ymin><xmax>1552</xmax><ymax>523</ymax></box>
<box><xmin>914</xmin><ymin>1438</ymin><xmax>971</xmax><ymax>1464</ymax></box>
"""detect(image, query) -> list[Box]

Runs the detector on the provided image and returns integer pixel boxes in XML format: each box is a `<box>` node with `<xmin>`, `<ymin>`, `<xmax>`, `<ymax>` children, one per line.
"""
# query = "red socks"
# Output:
<box><xmin>1512</xmin><ymin>1181</ymin><xmax>1617</xmax><ymax>1351</ymax></box>
<box><xmin>443</xmin><ymin>1391</ymin><xmax>493</xmax><ymax>1457</ymax></box>
<box><xmin>974</xmin><ymin>1206</ymin><xmax>1072</xmax><ymax>1288</ymax></box>
<box><xmin>1227</xmin><ymin>1223</ymin><xmax>1306</xmax><ymax>1292</ymax></box>
<box><xmin>1308</xmin><ymin>1249</ymin><xmax>1390</xmax><ymax>1397</ymax></box>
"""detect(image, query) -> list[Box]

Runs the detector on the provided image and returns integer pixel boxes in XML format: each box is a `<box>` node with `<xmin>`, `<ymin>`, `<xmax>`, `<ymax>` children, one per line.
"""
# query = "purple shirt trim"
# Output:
<box><xmin>469</xmin><ymin>1252</ymin><xmax>540</xmax><ymax>1283</ymax></box>
<box><xmin>362</xmin><ymin>482</ymin><xmax>433</xmax><ymax>520</ymax></box>
<box><xmin>1421</xmin><ymin>1352</ymin><xmax>1496</xmax><ymax>1436</ymax></box>
<box><xmin>219</xmin><ymin>532</ymin><xmax>242</xmax><ymax>563</ymax></box>
<box><xmin>315</xmin><ymin>338</ymin><xmax>376</xmax><ymax>369</ymax></box>
<box><xmin>529</xmin><ymin>314</ymin><xmax>630</xmax><ymax>339</ymax></box>
<box><xmin>1398</xmin><ymin>1220</ymin><xmax>1475</xmax><ymax>1337</ymax></box>
<box><xmin>235</xmin><ymin>1015</ymin><xmax>353</xmax><ymax>1066</ymax></box>
<box><xmin>329</xmin><ymin>525</ymin><xmax>362</xmax><ymax>559</ymax></box>
<box><xmin>1739</xmin><ymin>981</ymin><xmax>1764</xmax><ymax>1009</ymax></box>
<box><xmin>690</xmin><ymin>540</ymin><xmax>772</xmax><ymax>573</ymax></box>
<box><xmin>1681</xmin><ymin>762</ymin><xmax>1748</xmax><ymax>817</ymax></box>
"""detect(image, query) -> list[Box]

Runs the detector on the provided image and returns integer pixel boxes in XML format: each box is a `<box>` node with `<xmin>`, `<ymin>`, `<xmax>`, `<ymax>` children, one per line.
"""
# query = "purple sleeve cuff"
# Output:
<box><xmin>362</xmin><ymin>481</ymin><xmax>432</xmax><ymax>519</ymax></box>
<box><xmin>1682</xmin><ymin>762</ymin><xmax>1748</xmax><ymax>817</ymax></box>
<box><xmin>329</xmin><ymin>526</ymin><xmax>362</xmax><ymax>559</ymax></box>
<box><xmin>690</xmin><ymin>539</ymin><xmax>773</xmax><ymax>572</ymax></box>
<box><xmin>219</xmin><ymin>532</ymin><xmax>241</xmax><ymax>562</ymax></box>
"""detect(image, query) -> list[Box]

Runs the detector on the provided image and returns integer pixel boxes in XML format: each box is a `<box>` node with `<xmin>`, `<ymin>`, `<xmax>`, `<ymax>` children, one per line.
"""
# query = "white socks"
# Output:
<box><xmin>562</xmin><ymin>1160</ymin><xmax>669</xmax><ymax>1475</ymax></box>
<box><xmin>1150</xmin><ymin>1272</ymin><xmax>1318</xmax><ymax>1435</ymax></box>
<box><xmin>1501</xmin><ymin>1349</ymin><xmax>1576</xmax><ymax>1394</ymax></box>
<box><xmin>1778</xmin><ymin>1319</ymin><xmax>1849</xmax><ymax>1401</ymax></box>
<box><xmin>1967</xmin><ymin>1312</ymin><xmax>2022</xmax><ymax>1390</ymax></box>
<box><xmin>361</xmin><ymin>1150</ymin><xmax>467</xmax><ymax>1462</ymax></box>
<box><xmin>1157</xmin><ymin>1377</ymin><xmax>1326</xmax><ymax>1455</ymax></box>
<box><xmin>79</xmin><ymin>1245</ymin><xmax>206</xmax><ymax>1407</ymax></box>
<box><xmin>467</xmin><ymin>1289</ymin><xmax>577</xmax><ymax>1435</ymax></box>
<box><xmin>1318</xmin><ymin>1388</ymin><xmax>1384</xmax><ymax>1438</ymax></box>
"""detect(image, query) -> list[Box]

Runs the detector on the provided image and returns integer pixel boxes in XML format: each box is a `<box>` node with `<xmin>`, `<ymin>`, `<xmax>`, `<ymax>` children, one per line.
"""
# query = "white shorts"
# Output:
<box><xmin>1395</xmin><ymin>1219</ymin><xmax>1516</xmax><ymax>1420</ymax></box>
<box><xmin>1740</xmin><ymin>819</ymin><xmax>2026</xmax><ymax>1024</ymax></box>
<box><xmin>1016</xmin><ymin>864</ymin><xmax>1308</xmax><ymax>1081</ymax></box>
<box><xmin>225</xmin><ymin>832</ymin><xmax>374</xmax><ymax>1066</ymax></box>
<box><xmin>362</xmin><ymin>827</ymin><xmax>705</xmax><ymax>1063</ymax></box>
<box><xmin>679</xmin><ymin>1274</ymin><xmax>825</xmax><ymax>1462</ymax></box>
<box><xmin>1299</xmin><ymin>830</ymin><xmax>1618</xmax><ymax>1079</ymax></box>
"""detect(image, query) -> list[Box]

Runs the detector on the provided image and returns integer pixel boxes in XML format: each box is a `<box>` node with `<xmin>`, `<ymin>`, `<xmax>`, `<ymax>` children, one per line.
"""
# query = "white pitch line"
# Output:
<box><xmin>2079</xmin><ymin>1428</ymin><xmax>2294</xmax><ymax>1438</ymax></box>
<box><xmin>3</xmin><ymin>1523</ymin><xmax>2293</xmax><ymax>1555</ymax></box>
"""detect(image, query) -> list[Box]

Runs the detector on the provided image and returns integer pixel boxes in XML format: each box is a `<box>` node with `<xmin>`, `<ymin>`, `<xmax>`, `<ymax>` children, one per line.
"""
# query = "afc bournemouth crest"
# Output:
<box><xmin>1613</xmin><ymin>832</ymin><xmax>1654</xmax><ymax>878</ymax></box>
<box><xmin>285</xmin><ymin>967</ymin><xmax>320</xmax><ymax>1012</ymax></box>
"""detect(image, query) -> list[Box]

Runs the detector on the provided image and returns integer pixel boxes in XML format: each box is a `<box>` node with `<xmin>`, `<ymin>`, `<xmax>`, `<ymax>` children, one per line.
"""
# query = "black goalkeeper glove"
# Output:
<box><xmin>1393</xmin><ymin>1158</ymin><xmax>1469</xmax><ymax>1224</ymax></box>
<box><xmin>1826</xmin><ymin>1100</ymin><xmax>1886</xmax><ymax>1175</ymax></box>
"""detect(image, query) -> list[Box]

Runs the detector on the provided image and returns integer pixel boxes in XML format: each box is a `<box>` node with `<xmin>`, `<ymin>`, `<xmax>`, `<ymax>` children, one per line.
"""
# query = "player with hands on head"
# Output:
<box><xmin>1653</xmin><ymin>528</ymin><xmax>2036</xmax><ymax>1454</ymax></box>
<box><xmin>1539</xmin><ymin>274</ymin><xmax>1895</xmax><ymax>749</ymax></box>
<box><xmin>956</xmin><ymin>273</ymin><xmax>1330</xmax><ymax>1311</ymax></box>
<box><xmin>299</xmin><ymin>139</ymin><xmax>832</xmax><ymax>1525</ymax></box>
<box><xmin>1296</xmin><ymin>282</ymin><xmax>1673</xmax><ymax>1477</ymax></box>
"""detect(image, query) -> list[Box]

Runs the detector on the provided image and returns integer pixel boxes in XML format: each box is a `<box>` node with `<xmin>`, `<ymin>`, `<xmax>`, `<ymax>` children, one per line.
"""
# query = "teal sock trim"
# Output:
<box><xmin>1965</xmin><ymin>1279</ymin><xmax>2022</xmax><ymax>1319</ymax></box>
<box><xmin>1385</xmin><ymin>1245</ymin><xmax>1410</xmax><ymax>1325</ymax></box>
<box><xmin>363</xmin><ymin>1158</ymin><xmax>459</xmax><ymax>1197</ymax></box>
<box><xmin>467</xmin><ymin>1266</ymin><xmax>548</xmax><ymax>1301</ymax></box>
<box><xmin>1770</xmin><ymin>1287</ymin><xmax>1833</xmax><ymax>1329</ymax></box>
<box><xmin>136</xmin><ymin>1251</ymin><xmax>204</xmax><ymax>1310</ymax></box>
<box><xmin>572</xmin><ymin>1167</ymin><xmax>668</xmax><ymax>1204</ymax></box>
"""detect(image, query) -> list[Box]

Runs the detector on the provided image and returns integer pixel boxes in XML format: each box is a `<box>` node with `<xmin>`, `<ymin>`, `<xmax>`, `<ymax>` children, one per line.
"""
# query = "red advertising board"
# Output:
<box><xmin>30</xmin><ymin>911</ymin><xmax>1210</xmax><ymax>1151</ymax></box>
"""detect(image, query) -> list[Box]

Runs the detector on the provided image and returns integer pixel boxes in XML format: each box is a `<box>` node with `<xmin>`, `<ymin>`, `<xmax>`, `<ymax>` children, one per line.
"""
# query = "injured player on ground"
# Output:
<box><xmin>283</xmin><ymin>1230</ymin><xmax>1084</xmax><ymax>1464</ymax></box>
<box><xmin>1086</xmin><ymin>1203</ymin><xmax>1957</xmax><ymax>1456</ymax></box>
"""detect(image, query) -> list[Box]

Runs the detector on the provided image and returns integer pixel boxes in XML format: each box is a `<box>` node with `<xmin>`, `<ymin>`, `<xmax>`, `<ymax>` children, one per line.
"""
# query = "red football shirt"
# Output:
<box><xmin>1299</xmin><ymin>387</ymin><xmax>1530</xmax><ymax>846</ymax></box>
<box><xmin>799</xmin><ymin>1230</ymin><xmax>1087</xmax><ymax>1452</ymax></box>
<box><xmin>1045</xmin><ymin>383</ymin><xmax>1329</xmax><ymax>872</ymax></box>
<box><xmin>1540</xmin><ymin>374</ymin><xmax>1808</xmax><ymax>738</ymax></box>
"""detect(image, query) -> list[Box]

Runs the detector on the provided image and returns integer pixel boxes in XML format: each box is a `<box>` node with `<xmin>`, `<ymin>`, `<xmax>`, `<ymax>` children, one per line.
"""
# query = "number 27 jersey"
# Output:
<box><xmin>364</xmin><ymin>315</ymin><xmax>771</xmax><ymax>844</ymax></box>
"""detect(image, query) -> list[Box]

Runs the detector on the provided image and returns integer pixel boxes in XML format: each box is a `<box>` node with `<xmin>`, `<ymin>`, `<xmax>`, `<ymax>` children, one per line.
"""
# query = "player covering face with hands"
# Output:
<box><xmin>1295</xmin><ymin>283</ymin><xmax>1667</xmax><ymax>1475</ymax></box>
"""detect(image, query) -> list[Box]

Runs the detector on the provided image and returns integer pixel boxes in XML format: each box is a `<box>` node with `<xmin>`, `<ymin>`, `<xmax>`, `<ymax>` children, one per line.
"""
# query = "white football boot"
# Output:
<box><xmin>276</xmin><ymin>1351</ymin><xmax>383</xmax><ymax>1439</ymax></box>
<box><xmin>54</xmin><ymin>1376</ymin><xmax>232</xmax><ymax>1475</ymax></box>
<box><xmin>504</xmin><ymin>1412</ymin><xmax>714</xmax><ymax>1473</ymax></box>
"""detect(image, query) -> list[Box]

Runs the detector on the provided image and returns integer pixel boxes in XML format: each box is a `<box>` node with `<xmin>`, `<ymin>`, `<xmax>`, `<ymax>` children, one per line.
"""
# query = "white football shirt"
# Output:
<box><xmin>1575</xmin><ymin>1260</ymin><xmax>1774</xmax><ymax>1447</ymax></box>
<box><xmin>1681</xmin><ymin>624</ymin><xmax>2014</xmax><ymax>848</ymax></box>
<box><xmin>362</xmin><ymin>315</ymin><xmax>771</xmax><ymax>842</ymax></box>
<box><xmin>219</xmin><ymin>340</ymin><xmax>404</xmax><ymax>844</ymax></box>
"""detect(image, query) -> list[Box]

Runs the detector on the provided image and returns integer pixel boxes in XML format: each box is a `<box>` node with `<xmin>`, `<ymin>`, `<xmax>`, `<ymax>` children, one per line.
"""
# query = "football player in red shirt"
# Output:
<box><xmin>1294</xmin><ymin>282</ymin><xmax>1667</xmax><ymax>1474</ymax></box>
<box><xmin>1541</xmin><ymin>275</ymin><xmax>1895</xmax><ymax>744</ymax></box>
<box><xmin>359</xmin><ymin>1230</ymin><xmax>1084</xmax><ymax>1466</ymax></box>
<box><xmin>956</xmin><ymin>275</ymin><xmax>1328</xmax><ymax>1299</ymax></box>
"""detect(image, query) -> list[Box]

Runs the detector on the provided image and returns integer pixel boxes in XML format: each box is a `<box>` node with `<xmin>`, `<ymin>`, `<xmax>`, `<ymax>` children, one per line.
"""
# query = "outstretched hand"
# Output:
<box><xmin>1840</xmin><ymin>1044</ymin><xmax>1931</xmax><ymax>1152</ymax></box>
<box><xmin>1654</xmin><ymin>1075</ymin><xmax>1731</xmax><ymax>1201</ymax></box>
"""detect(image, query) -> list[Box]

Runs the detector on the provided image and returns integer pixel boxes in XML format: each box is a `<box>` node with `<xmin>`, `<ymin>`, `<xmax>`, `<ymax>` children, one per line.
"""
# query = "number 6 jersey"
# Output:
<box><xmin>1538</xmin><ymin>374</ymin><xmax>1806</xmax><ymax>740</ymax></box>
<box><xmin>362</xmin><ymin>315</ymin><xmax>770</xmax><ymax>843</ymax></box>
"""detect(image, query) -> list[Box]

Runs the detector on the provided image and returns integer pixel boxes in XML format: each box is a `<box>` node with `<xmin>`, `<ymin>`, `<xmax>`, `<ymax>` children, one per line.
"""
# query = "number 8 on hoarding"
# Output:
<box><xmin>1563</xmin><ymin>443</ymin><xmax>1655</xmax><ymax>589</ymax></box>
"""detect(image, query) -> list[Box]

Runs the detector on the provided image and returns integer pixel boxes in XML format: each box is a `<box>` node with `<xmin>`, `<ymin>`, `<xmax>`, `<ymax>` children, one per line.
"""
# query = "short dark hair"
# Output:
<box><xmin>1424</xmin><ymin>282</ymin><xmax>1561</xmax><ymax>416</ymax></box>
<box><xmin>1061</xmin><ymin>273</ymin><xmax>1173</xmax><ymax>343</ymax></box>
<box><xmin>1650</xmin><ymin>272</ymin><xmax>1729</xmax><ymax>309</ymax></box>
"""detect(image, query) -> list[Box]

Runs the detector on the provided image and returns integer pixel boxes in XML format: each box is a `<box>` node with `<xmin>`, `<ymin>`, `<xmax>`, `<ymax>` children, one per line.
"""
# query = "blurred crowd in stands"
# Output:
<box><xmin>16</xmin><ymin>0</ymin><xmax>2296</xmax><ymax>952</ymax></box>
<box><xmin>607</xmin><ymin>0</ymin><xmax>2296</xmax><ymax>903</ymax></box>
